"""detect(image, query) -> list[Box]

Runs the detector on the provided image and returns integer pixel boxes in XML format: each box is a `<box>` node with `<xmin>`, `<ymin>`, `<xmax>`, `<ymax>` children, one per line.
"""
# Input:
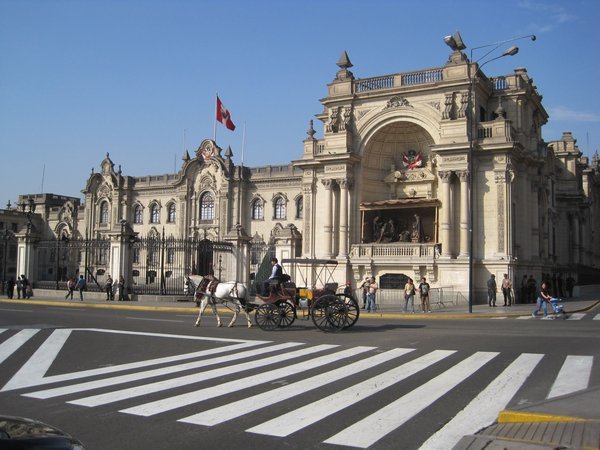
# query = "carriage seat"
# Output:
<box><xmin>323</xmin><ymin>282</ymin><xmax>338</xmax><ymax>294</ymax></box>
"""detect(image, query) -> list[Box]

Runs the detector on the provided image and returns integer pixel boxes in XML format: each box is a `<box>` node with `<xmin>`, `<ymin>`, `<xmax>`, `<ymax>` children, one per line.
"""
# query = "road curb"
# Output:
<box><xmin>498</xmin><ymin>410</ymin><xmax>599</xmax><ymax>423</ymax></box>
<box><xmin>0</xmin><ymin>299</ymin><xmax>199</xmax><ymax>313</ymax></box>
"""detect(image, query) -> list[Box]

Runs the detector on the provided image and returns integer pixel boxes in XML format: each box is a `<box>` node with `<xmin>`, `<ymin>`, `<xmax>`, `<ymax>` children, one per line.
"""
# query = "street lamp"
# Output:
<box><xmin>20</xmin><ymin>197</ymin><xmax>36</xmax><ymax>232</ymax></box>
<box><xmin>444</xmin><ymin>33</ymin><xmax>536</xmax><ymax>313</ymax></box>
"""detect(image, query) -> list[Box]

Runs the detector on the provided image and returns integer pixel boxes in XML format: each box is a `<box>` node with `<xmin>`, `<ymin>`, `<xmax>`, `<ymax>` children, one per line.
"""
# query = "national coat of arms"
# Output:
<box><xmin>402</xmin><ymin>150</ymin><xmax>424</xmax><ymax>169</ymax></box>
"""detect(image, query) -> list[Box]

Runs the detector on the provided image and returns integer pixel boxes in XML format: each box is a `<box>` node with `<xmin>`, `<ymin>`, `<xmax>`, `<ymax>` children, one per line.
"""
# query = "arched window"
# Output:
<box><xmin>274</xmin><ymin>196</ymin><xmax>286</xmax><ymax>220</ymax></box>
<box><xmin>296</xmin><ymin>196</ymin><xmax>303</xmax><ymax>219</ymax></box>
<box><xmin>200</xmin><ymin>192</ymin><xmax>215</xmax><ymax>221</ymax></box>
<box><xmin>252</xmin><ymin>199</ymin><xmax>264</xmax><ymax>220</ymax></box>
<box><xmin>133</xmin><ymin>205</ymin><xmax>143</xmax><ymax>224</ymax></box>
<box><xmin>150</xmin><ymin>204</ymin><xmax>160</xmax><ymax>224</ymax></box>
<box><xmin>167</xmin><ymin>203</ymin><xmax>176</xmax><ymax>223</ymax></box>
<box><xmin>99</xmin><ymin>201</ymin><xmax>109</xmax><ymax>224</ymax></box>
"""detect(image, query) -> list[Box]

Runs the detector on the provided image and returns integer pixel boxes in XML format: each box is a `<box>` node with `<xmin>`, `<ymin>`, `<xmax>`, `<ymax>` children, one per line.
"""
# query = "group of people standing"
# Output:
<box><xmin>359</xmin><ymin>276</ymin><xmax>431</xmax><ymax>314</ymax></box>
<box><xmin>4</xmin><ymin>275</ymin><xmax>32</xmax><ymax>299</ymax></box>
<box><xmin>402</xmin><ymin>277</ymin><xmax>430</xmax><ymax>313</ymax></box>
<box><xmin>104</xmin><ymin>275</ymin><xmax>129</xmax><ymax>301</ymax></box>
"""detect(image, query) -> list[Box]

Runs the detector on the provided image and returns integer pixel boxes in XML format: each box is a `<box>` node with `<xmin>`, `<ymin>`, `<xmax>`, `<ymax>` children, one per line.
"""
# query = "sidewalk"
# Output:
<box><xmin>1</xmin><ymin>292</ymin><xmax>599</xmax><ymax>450</ymax></box>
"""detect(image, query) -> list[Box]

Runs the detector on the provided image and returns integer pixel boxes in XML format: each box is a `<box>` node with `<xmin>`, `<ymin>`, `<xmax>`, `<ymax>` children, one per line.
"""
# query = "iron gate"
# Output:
<box><xmin>35</xmin><ymin>237</ymin><xmax>110</xmax><ymax>292</ymax></box>
<box><xmin>131</xmin><ymin>235</ymin><xmax>234</xmax><ymax>295</ymax></box>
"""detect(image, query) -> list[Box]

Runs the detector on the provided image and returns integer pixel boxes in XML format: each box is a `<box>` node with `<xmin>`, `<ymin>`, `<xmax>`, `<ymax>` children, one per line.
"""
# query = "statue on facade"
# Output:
<box><xmin>411</xmin><ymin>213</ymin><xmax>424</xmax><ymax>243</ymax></box>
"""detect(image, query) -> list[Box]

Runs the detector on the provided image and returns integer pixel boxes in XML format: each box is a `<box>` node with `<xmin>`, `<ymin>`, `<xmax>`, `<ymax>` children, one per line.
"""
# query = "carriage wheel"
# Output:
<box><xmin>254</xmin><ymin>303</ymin><xmax>281</xmax><ymax>331</ymax></box>
<box><xmin>311</xmin><ymin>295</ymin><xmax>344</xmax><ymax>332</ymax></box>
<box><xmin>277</xmin><ymin>300</ymin><xmax>296</xmax><ymax>328</ymax></box>
<box><xmin>335</xmin><ymin>294</ymin><xmax>360</xmax><ymax>329</ymax></box>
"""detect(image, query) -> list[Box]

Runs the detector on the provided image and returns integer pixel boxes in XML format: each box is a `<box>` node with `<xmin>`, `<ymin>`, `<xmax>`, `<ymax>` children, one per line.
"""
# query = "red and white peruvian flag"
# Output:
<box><xmin>216</xmin><ymin>96</ymin><xmax>236</xmax><ymax>131</ymax></box>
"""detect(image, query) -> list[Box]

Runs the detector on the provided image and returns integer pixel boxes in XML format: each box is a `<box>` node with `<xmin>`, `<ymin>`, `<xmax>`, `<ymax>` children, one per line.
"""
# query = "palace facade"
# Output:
<box><xmin>5</xmin><ymin>45</ymin><xmax>600</xmax><ymax>302</ymax></box>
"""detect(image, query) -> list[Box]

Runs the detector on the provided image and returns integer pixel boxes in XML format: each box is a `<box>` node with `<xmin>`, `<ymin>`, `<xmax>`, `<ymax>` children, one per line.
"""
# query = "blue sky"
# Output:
<box><xmin>1</xmin><ymin>0</ymin><xmax>599</xmax><ymax>206</ymax></box>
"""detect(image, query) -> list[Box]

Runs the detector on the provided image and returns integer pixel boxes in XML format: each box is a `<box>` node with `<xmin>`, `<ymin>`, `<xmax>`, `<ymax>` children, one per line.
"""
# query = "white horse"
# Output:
<box><xmin>190</xmin><ymin>276</ymin><xmax>252</xmax><ymax>328</ymax></box>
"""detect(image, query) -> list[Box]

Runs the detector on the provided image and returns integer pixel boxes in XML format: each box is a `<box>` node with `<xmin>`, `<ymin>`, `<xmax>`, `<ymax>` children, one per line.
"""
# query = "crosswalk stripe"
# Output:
<box><xmin>0</xmin><ymin>329</ymin><xmax>39</xmax><ymax>365</ymax></box>
<box><xmin>491</xmin><ymin>317</ymin><xmax>507</xmax><ymax>319</ymax></box>
<box><xmin>419</xmin><ymin>353</ymin><xmax>544</xmax><ymax>450</ymax></box>
<box><xmin>567</xmin><ymin>313</ymin><xmax>585</xmax><ymax>320</ymax></box>
<box><xmin>180</xmin><ymin>347</ymin><xmax>415</xmax><ymax>426</ymax></box>
<box><xmin>246</xmin><ymin>349</ymin><xmax>455</xmax><ymax>438</ymax></box>
<box><xmin>70</xmin><ymin>344</ymin><xmax>339</xmax><ymax>408</ymax></box>
<box><xmin>26</xmin><ymin>342</ymin><xmax>301</xmax><ymax>400</ymax></box>
<box><xmin>5</xmin><ymin>328</ymin><xmax>266</xmax><ymax>392</ymax></box>
<box><xmin>517</xmin><ymin>316</ymin><xmax>533</xmax><ymax>319</ymax></box>
<box><xmin>119</xmin><ymin>346</ymin><xmax>375</xmax><ymax>417</ymax></box>
<box><xmin>323</xmin><ymin>351</ymin><xmax>499</xmax><ymax>449</ymax></box>
<box><xmin>593</xmin><ymin>314</ymin><xmax>600</xmax><ymax>321</ymax></box>
<box><xmin>547</xmin><ymin>355</ymin><xmax>593</xmax><ymax>399</ymax></box>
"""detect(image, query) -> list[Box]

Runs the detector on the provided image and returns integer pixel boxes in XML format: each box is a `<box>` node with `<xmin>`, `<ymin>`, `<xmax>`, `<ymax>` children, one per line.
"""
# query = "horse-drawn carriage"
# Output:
<box><xmin>189</xmin><ymin>259</ymin><xmax>359</xmax><ymax>332</ymax></box>
<box><xmin>254</xmin><ymin>258</ymin><xmax>360</xmax><ymax>332</ymax></box>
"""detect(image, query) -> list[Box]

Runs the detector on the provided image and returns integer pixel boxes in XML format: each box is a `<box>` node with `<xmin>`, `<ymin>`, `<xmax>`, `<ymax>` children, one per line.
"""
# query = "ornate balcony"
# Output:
<box><xmin>349</xmin><ymin>242</ymin><xmax>437</xmax><ymax>266</ymax></box>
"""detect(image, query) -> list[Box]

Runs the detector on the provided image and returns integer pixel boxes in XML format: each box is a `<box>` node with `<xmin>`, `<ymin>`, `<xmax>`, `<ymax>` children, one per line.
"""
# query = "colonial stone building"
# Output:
<box><xmin>6</xmin><ymin>45</ymin><xmax>600</xmax><ymax>302</ymax></box>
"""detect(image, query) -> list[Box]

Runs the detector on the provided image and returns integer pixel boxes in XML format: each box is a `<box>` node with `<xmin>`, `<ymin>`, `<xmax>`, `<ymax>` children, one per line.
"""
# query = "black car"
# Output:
<box><xmin>0</xmin><ymin>416</ymin><xmax>85</xmax><ymax>449</ymax></box>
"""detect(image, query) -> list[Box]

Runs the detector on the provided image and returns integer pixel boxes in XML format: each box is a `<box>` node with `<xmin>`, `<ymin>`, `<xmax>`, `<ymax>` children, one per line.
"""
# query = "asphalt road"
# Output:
<box><xmin>0</xmin><ymin>303</ymin><xmax>598</xmax><ymax>450</ymax></box>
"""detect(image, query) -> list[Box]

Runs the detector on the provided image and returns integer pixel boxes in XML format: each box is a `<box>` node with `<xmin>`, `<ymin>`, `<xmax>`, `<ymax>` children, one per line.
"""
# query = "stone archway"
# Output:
<box><xmin>358</xmin><ymin>121</ymin><xmax>438</xmax><ymax>245</ymax></box>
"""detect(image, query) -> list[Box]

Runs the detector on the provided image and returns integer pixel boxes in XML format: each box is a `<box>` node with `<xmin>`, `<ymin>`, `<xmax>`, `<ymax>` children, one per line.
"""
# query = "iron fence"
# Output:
<box><xmin>130</xmin><ymin>235</ymin><xmax>234</xmax><ymax>295</ymax></box>
<box><xmin>33</xmin><ymin>235</ymin><xmax>235</xmax><ymax>296</ymax></box>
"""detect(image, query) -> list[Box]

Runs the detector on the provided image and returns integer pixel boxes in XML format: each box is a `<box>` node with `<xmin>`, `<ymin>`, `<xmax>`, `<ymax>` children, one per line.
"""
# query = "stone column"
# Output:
<box><xmin>495</xmin><ymin>171</ymin><xmax>507</xmax><ymax>256</ymax></box>
<box><xmin>337</xmin><ymin>179</ymin><xmax>351</xmax><ymax>258</ymax></box>
<box><xmin>439</xmin><ymin>171</ymin><xmax>453</xmax><ymax>257</ymax></box>
<box><xmin>530</xmin><ymin>181</ymin><xmax>540</xmax><ymax>260</ymax></box>
<box><xmin>322</xmin><ymin>179</ymin><xmax>334</xmax><ymax>259</ymax></box>
<box><xmin>302</xmin><ymin>184</ymin><xmax>314</xmax><ymax>257</ymax></box>
<box><xmin>457</xmin><ymin>170</ymin><xmax>470</xmax><ymax>258</ymax></box>
<box><xmin>572</xmin><ymin>214</ymin><xmax>580</xmax><ymax>264</ymax></box>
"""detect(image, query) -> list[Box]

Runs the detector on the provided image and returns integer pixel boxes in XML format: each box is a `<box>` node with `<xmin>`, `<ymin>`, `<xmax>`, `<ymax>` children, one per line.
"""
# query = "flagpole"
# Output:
<box><xmin>237</xmin><ymin>122</ymin><xmax>246</xmax><ymax>227</ymax></box>
<box><xmin>213</xmin><ymin>93</ymin><xmax>218</xmax><ymax>143</ymax></box>
<box><xmin>241</xmin><ymin>122</ymin><xmax>246</xmax><ymax>166</ymax></box>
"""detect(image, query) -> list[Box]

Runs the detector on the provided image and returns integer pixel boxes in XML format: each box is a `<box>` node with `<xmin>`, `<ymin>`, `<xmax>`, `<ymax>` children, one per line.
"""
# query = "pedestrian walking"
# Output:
<box><xmin>360</xmin><ymin>276</ymin><xmax>369</xmax><ymax>309</ymax></box>
<box><xmin>501</xmin><ymin>273</ymin><xmax>512</xmax><ymax>306</ymax></box>
<box><xmin>532</xmin><ymin>280</ymin><xmax>552</xmax><ymax>319</ymax></box>
<box><xmin>118</xmin><ymin>275</ymin><xmax>128</xmax><ymax>301</ymax></box>
<box><xmin>75</xmin><ymin>275</ymin><xmax>86</xmax><ymax>301</ymax></box>
<box><xmin>418</xmin><ymin>277</ymin><xmax>431</xmax><ymax>313</ymax></box>
<box><xmin>403</xmin><ymin>278</ymin><xmax>415</xmax><ymax>313</ymax></box>
<box><xmin>105</xmin><ymin>275</ymin><xmax>114</xmax><ymax>301</ymax></box>
<box><xmin>21</xmin><ymin>276</ymin><xmax>32</xmax><ymax>299</ymax></box>
<box><xmin>487</xmin><ymin>274</ymin><xmax>497</xmax><ymax>307</ymax></box>
<box><xmin>15</xmin><ymin>276</ymin><xmax>22</xmax><ymax>299</ymax></box>
<box><xmin>65</xmin><ymin>277</ymin><xmax>75</xmax><ymax>300</ymax></box>
<box><xmin>366</xmin><ymin>277</ymin><xmax>377</xmax><ymax>312</ymax></box>
<box><xmin>6</xmin><ymin>278</ymin><xmax>15</xmax><ymax>299</ymax></box>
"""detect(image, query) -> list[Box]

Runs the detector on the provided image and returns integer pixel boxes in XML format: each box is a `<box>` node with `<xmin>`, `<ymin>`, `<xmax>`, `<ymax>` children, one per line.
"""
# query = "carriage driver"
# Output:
<box><xmin>263</xmin><ymin>257</ymin><xmax>283</xmax><ymax>295</ymax></box>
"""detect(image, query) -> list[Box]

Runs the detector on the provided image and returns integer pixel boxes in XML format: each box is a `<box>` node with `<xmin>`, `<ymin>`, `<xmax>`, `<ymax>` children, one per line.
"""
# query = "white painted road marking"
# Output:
<box><xmin>419</xmin><ymin>353</ymin><xmax>544</xmax><ymax>450</ymax></box>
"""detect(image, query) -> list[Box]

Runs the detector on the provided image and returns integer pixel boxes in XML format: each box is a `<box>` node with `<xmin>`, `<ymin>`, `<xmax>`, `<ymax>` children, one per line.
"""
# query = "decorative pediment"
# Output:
<box><xmin>385</xmin><ymin>96</ymin><xmax>412</xmax><ymax>109</ymax></box>
<box><xmin>98</xmin><ymin>182</ymin><xmax>112</xmax><ymax>199</ymax></box>
<box><xmin>196</xmin><ymin>139</ymin><xmax>221</xmax><ymax>161</ymax></box>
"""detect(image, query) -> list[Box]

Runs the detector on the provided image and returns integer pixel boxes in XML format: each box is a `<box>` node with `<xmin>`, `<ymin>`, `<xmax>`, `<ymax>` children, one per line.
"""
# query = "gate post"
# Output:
<box><xmin>117</xmin><ymin>220</ymin><xmax>136</xmax><ymax>297</ymax></box>
<box><xmin>16</xmin><ymin>234</ymin><xmax>37</xmax><ymax>282</ymax></box>
<box><xmin>271</xmin><ymin>224</ymin><xmax>302</xmax><ymax>262</ymax></box>
<box><xmin>224</xmin><ymin>224</ymin><xmax>252</xmax><ymax>283</ymax></box>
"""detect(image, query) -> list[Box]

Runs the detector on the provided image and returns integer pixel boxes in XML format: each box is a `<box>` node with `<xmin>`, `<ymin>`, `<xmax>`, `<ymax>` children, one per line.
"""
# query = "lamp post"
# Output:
<box><xmin>19</xmin><ymin>197</ymin><xmax>36</xmax><ymax>281</ymax></box>
<box><xmin>444</xmin><ymin>32</ymin><xmax>536</xmax><ymax>313</ymax></box>
<box><xmin>0</xmin><ymin>229</ymin><xmax>10</xmax><ymax>295</ymax></box>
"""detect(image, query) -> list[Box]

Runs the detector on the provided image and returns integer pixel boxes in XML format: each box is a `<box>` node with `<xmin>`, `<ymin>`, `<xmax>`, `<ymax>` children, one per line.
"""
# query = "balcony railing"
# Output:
<box><xmin>349</xmin><ymin>243</ymin><xmax>436</xmax><ymax>260</ymax></box>
<box><xmin>477</xmin><ymin>121</ymin><xmax>515</xmax><ymax>143</ymax></box>
<box><xmin>354</xmin><ymin>68</ymin><xmax>443</xmax><ymax>93</ymax></box>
